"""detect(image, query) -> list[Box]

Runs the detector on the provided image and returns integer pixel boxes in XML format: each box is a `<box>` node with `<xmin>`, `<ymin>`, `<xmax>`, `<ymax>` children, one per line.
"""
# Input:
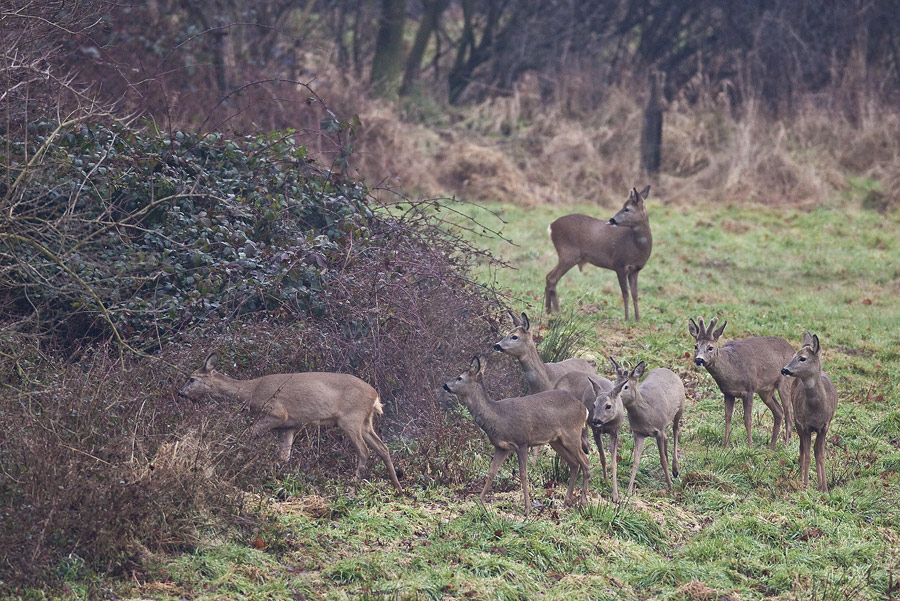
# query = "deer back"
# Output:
<box><xmin>712</xmin><ymin>338</ymin><xmax>795</xmax><ymax>394</ymax></box>
<box><xmin>554</xmin><ymin>370</ymin><xmax>613</xmax><ymax>414</ymax></box>
<box><xmin>626</xmin><ymin>368</ymin><xmax>684</xmax><ymax>435</ymax></box>
<box><xmin>549</xmin><ymin>213</ymin><xmax>651</xmax><ymax>272</ymax></box>
<box><xmin>246</xmin><ymin>372</ymin><xmax>378</xmax><ymax>426</ymax></box>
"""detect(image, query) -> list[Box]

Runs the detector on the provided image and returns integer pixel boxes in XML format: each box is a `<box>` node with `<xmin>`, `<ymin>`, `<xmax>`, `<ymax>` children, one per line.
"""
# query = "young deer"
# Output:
<box><xmin>554</xmin><ymin>371</ymin><xmax>619</xmax><ymax>482</ymax></box>
<box><xmin>179</xmin><ymin>353</ymin><xmax>402</xmax><ymax>492</ymax></box>
<box><xmin>494</xmin><ymin>311</ymin><xmax>595</xmax><ymax>394</ymax></box>
<box><xmin>689</xmin><ymin>317</ymin><xmax>795</xmax><ymax>450</ymax></box>
<box><xmin>545</xmin><ymin>185</ymin><xmax>652</xmax><ymax>320</ymax></box>
<box><xmin>557</xmin><ymin>359</ymin><xmax>625</xmax><ymax>502</ymax></box>
<box><xmin>593</xmin><ymin>358</ymin><xmax>684</xmax><ymax>496</ymax></box>
<box><xmin>781</xmin><ymin>333</ymin><xmax>838</xmax><ymax>492</ymax></box>
<box><xmin>443</xmin><ymin>355</ymin><xmax>591</xmax><ymax>513</ymax></box>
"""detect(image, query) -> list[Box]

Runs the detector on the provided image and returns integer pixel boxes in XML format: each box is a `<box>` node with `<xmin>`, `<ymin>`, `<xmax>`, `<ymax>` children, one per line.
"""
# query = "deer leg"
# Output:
<box><xmin>609</xmin><ymin>431</ymin><xmax>619</xmax><ymax>503</ymax></box>
<box><xmin>361</xmin><ymin>427</ymin><xmax>402</xmax><ymax>493</ymax></box>
<box><xmin>759</xmin><ymin>390</ymin><xmax>783</xmax><ymax>451</ymax></box>
<box><xmin>672</xmin><ymin>411</ymin><xmax>682</xmax><ymax>478</ymax></box>
<box><xmin>574</xmin><ymin>444</ymin><xmax>590</xmax><ymax>506</ymax></box>
<box><xmin>249</xmin><ymin>413</ymin><xmax>284</xmax><ymax>437</ymax></box>
<box><xmin>627</xmin><ymin>435</ymin><xmax>646</xmax><ymax>495</ymax></box>
<box><xmin>343</xmin><ymin>427</ymin><xmax>371</xmax><ymax>485</ymax></box>
<box><xmin>516</xmin><ymin>446</ymin><xmax>533</xmax><ymax>513</ymax></box>
<box><xmin>545</xmin><ymin>258</ymin><xmax>576</xmax><ymax>313</ymax></box>
<box><xmin>627</xmin><ymin>270</ymin><xmax>640</xmax><ymax>322</ymax></box>
<box><xmin>616</xmin><ymin>271</ymin><xmax>630</xmax><ymax>321</ymax></box>
<box><xmin>813</xmin><ymin>428</ymin><xmax>829</xmax><ymax>493</ymax></box>
<box><xmin>276</xmin><ymin>429</ymin><xmax>296</xmax><ymax>463</ymax></box>
<box><xmin>656</xmin><ymin>433</ymin><xmax>673</xmax><ymax>492</ymax></box>
<box><xmin>742</xmin><ymin>394</ymin><xmax>754</xmax><ymax>448</ymax></box>
<box><xmin>723</xmin><ymin>394</ymin><xmax>736</xmax><ymax>446</ymax></box>
<box><xmin>592</xmin><ymin>427</ymin><xmax>608</xmax><ymax>480</ymax></box>
<box><xmin>777</xmin><ymin>380</ymin><xmax>793</xmax><ymax>444</ymax></box>
<box><xmin>797</xmin><ymin>428</ymin><xmax>812</xmax><ymax>490</ymax></box>
<box><xmin>481</xmin><ymin>448</ymin><xmax>511</xmax><ymax>505</ymax></box>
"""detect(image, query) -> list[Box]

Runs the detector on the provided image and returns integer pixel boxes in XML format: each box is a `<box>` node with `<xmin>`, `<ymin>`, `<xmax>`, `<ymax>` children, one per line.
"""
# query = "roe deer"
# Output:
<box><xmin>179</xmin><ymin>353</ymin><xmax>402</xmax><ymax>492</ymax></box>
<box><xmin>545</xmin><ymin>185</ymin><xmax>652</xmax><ymax>320</ymax></box>
<box><xmin>553</xmin><ymin>370</ymin><xmax>621</xmax><ymax>495</ymax></box>
<box><xmin>593</xmin><ymin>358</ymin><xmax>684</xmax><ymax>496</ymax></box>
<box><xmin>781</xmin><ymin>332</ymin><xmax>838</xmax><ymax>492</ymax></box>
<box><xmin>689</xmin><ymin>317</ymin><xmax>794</xmax><ymax>450</ymax></box>
<box><xmin>443</xmin><ymin>355</ymin><xmax>590</xmax><ymax>513</ymax></box>
<box><xmin>557</xmin><ymin>360</ymin><xmax>626</xmax><ymax>502</ymax></box>
<box><xmin>494</xmin><ymin>311</ymin><xmax>595</xmax><ymax>394</ymax></box>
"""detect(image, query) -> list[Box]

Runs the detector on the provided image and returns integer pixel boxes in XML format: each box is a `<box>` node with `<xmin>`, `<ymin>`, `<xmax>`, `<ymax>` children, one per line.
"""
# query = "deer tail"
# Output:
<box><xmin>373</xmin><ymin>395</ymin><xmax>384</xmax><ymax>415</ymax></box>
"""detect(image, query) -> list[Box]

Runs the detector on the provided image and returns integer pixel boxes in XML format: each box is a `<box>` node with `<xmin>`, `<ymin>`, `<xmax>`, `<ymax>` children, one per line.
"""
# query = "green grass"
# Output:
<box><xmin>40</xmin><ymin>200</ymin><xmax>900</xmax><ymax>600</ymax></box>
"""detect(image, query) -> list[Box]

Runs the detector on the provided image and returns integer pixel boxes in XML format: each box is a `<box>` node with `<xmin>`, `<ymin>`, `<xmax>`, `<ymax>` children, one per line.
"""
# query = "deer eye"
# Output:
<box><xmin>707</xmin><ymin>346</ymin><xmax>713</xmax><ymax>351</ymax></box>
<box><xmin>188</xmin><ymin>378</ymin><xmax>196</xmax><ymax>384</ymax></box>
<box><xmin>605</xmin><ymin>404</ymin><xmax>612</xmax><ymax>410</ymax></box>
<box><xmin>511</xmin><ymin>335</ymin><xmax>518</xmax><ymax>340</ymax></box>
<box><xmin>799</xmin><ymin>357</ymin><xmax>807</xmax><ymax>362</ymax></box>
<box><xmin>456</xmin><ymin>376</ymin><xmax>462</xmax><ymax>381</ymax></box>
<box><xmin>623</xmin><ymin>385</ymin><xmax>629</xmax><ymax>390</ymax></box>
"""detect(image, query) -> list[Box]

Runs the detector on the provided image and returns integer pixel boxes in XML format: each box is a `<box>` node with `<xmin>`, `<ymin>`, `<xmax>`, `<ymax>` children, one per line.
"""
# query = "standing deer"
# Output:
<box><xmin>593</xmin><ymin>358</ymin><xmax>684</xmax><ymax>496</ymax></box>
<box><xmin>494</xmin><ymin>311</ymin><xmax>595</xmax><ymax>394</ymax></box>
<box><xmin>443</xmin><ymin>355</ymin><xmax>591</xmax><ymax>513</ymax></box>
<box><xmin>689</xmin><ymin>317</ymin><xmax>794</xmax><ymax>449</ymax></box>
<box><xmin>556</xmin><ymin>360</ymin><xmax>625</xmax><ymax>502</ymax></box>
<box><xmin>495</xmin><ymin>311</ymin><xmax>595</xmax><ymax>464</ymax></box>
<box><xmin>545</xmin><ymin>185</ymin><xmax>652</xmax><ymax>320</ymax></box>
<box><xmin>178</xmin><ymin>353</ymin><xmax>402</xmax><ymax>492</ymax></box>
<box><xmin>781</xmin><ymin>333</ymin><xmax>838</xmax><ymax>492</ymax></box>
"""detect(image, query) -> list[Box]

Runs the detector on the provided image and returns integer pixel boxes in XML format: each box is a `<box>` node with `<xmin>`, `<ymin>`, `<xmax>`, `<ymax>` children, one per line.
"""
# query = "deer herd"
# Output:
<box><xmin>179</xmin><ymin>185</ymin><xmax>839</xmax><ymax>514</ymax></box>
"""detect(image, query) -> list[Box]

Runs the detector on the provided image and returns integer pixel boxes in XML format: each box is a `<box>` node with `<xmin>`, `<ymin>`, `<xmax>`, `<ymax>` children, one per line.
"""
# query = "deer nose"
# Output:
<box><xmin>694</xmin><ymin>358</ymin><xmax>706</xmax><ymax>366</ymax></box>
<box><xmin>781</xmin><ymin>368</ymin><xmax>792</xmax><ymax>376</ymax></box>
<box><xmin>442</xmin><ymin>384</ymin><xmax>452</xmax><ymax>392</ymax></box>
<box><xmin>493</xmin><ymin>344</ymin><xmax>504</xmax><ymax>352</ymax></box>
<box><xmin>608</xmin><ymin>218</ymin><xmax>617</xmax><ymax>226</ymax></box>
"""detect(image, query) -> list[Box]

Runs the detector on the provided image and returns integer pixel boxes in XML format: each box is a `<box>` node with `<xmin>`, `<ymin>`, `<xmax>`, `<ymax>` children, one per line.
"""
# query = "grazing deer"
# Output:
<box><xmin>593</xmin><ymin>358</ymin><xmax>684</xmax><ymax>496</ymax></box>
<box><xmin>781</xmin><ymin>333</ymin><xmax>838</xmax><ymax>492</ymax></box>
<box><xmin>443</xmin><ymin>355</ymin><xmax>590</xmax><ymax>513</ymax></box>
<box><xmin>689</xmin><ymin>317</ymin><xmax>795</xmax><ymax>450</ymax></box>
<box><xmin>178</xmin><ymin>353</ymin><xmax>402</xmax><ymax>492</ymax></box>
<box><xmin>545</xmin><ymin>185</ymin><xmax>652</xmax><ymax>320</ymax></box>
<box><xmin>494</xmin><ymin>311</ymin><xmax>595</xmax><ymax>394</ymax></box>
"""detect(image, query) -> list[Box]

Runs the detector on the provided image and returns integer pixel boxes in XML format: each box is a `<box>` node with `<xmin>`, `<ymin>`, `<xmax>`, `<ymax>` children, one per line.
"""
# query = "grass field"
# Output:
<box><xmin>58</xmin><ymin>197</ymin><xmax>900</xmax><ymax>601</ymax></box>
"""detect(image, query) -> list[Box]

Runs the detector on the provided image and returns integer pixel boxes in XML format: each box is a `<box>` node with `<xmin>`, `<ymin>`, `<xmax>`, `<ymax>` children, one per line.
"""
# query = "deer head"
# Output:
<box><xmin>782</xmin><ymin>332</ymin><xmax>821</xmax><ymax>379</ymax></box>
<box><xmin>688</xmin><ymin>317</ymin><xmax>728</xmax><ymax>367</ymax></box>
<box><xmin>608</xmin><ymin>186</ymin><xmax>650</xmax><ymax>227</ymax></box>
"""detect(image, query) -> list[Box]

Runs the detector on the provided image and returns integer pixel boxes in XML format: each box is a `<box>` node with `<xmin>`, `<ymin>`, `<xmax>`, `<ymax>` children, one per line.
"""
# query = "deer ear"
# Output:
<box><xmin>810</xmin><ymin>334</ymin><xmax>820</xmax><ymax>354</ymax></box>
<box><xmin>475</xmin><ymin>354</ymin><xmax>488</xmax><ymax>377</ymax></box>
<box><xmin>608</xmin><ymin>356</ymin><xmax>621</xmax><ymax>374</ymax></box>
<box><xmin>202</xmin><ymin>353</ymin><xmax>217</xmax><ymax>372</ymax></box>
<box><xmin>628</xmin><ymin>188</ymin><xmax>640</xmax><ymax>204</ymax></box>
<box><xmin>521</xmin><ymin>313</ymin><xmax>530</xmax><ymax>332</ymax></box>
<box><xmin>639</xmin><ymin>185</ymin><xmax>651</xmax><ymax>199</ymax></box>
<box><xmin>508</xmin><ymin>310</ymin><xmax>521</xmax><ymax>327</ymax></box>
<box><xmin>688</xmin><ymin>318</ymin><xmax>699</xmax><ymax>338</ymax></box>
<box><xmin>588</xmin><ymin>378</ymin><xmax>603</xmax><ymax>398</ymax></box>
<box><xmin>801</xmin><ymin>331</ymin><xmax>814</xmax><ymax>347</ymax></box>
<box><xmin>631</xmin><ymin>361</ymin><xmax>647</xmax><ymax>379</ymax></box>
<box><xmin>712</xmin><ymin>320</ymin><xmax>727</xmax><ymax>340</ymax></box>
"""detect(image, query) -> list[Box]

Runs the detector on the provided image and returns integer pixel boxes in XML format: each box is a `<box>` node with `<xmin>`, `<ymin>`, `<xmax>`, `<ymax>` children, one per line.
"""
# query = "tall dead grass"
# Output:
<box><xmin>321</xmin><ymin>65</ymin><xmax>899</xmax><ymax>210</ymax></box>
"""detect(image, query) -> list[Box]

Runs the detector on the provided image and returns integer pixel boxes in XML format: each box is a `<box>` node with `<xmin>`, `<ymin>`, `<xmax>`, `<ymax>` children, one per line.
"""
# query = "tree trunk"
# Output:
<box><xmin>400</xmin><ymin>0</ymin><xmax>449</xmax><ymax>96</ymax></box>
<box><xmin>640</xmin><ymin>69</ymin><xmax>667</xmax><ymax>176</ymax></box>
<box><xmin>370</xmin><ymin>0</ymin><xmax>407</xmax><ymax>98</ymax></box>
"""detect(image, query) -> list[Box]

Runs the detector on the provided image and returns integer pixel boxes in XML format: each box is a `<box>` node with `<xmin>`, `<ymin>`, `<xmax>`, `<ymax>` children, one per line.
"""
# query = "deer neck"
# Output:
<box><xmin>800</xmin><ymin>370</ymin><xmax>827</xmax><ymax>405</ymax></box>
<box><xmin>209</xmin><ymin>373</ymin><xmax>254</xmax><ymax>405</ymax></box>
<box><xmin>460</xmin><ymin>382</ymin><xmax>502</xmax><ymax>437</ymax></box>
<box><xmin>630</xmin><ymin>220</ymin><xmax>652</xmax><ymax>249</ymax></box>
<box><xmin>516</xmin><ymin>345</ymin><xmax>552</xmax><ymax>393</ymax></box>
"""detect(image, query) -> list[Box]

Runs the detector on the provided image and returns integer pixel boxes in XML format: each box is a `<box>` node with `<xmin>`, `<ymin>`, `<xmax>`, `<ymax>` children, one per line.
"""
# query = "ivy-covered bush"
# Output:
<box><xmin>2</xmin><ymin>123</ymin><xmax>375</xmax><ymax>348</ymax></box>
